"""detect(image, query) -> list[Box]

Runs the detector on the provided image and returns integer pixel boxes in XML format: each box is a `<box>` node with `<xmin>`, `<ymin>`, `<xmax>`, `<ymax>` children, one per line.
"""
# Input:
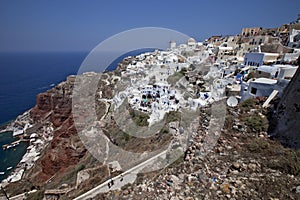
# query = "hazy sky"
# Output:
<box><xmin>1</xmin><ymin>0</ymin><xmax>300</xmax><ymax>52</ymax></box>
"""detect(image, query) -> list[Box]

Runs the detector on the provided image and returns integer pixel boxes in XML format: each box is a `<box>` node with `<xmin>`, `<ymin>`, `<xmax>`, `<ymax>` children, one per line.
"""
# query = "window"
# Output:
<box><xmin>250</xmin><ymin>87</ymin><xmax>257</xmax><ymax>95</ymax></box>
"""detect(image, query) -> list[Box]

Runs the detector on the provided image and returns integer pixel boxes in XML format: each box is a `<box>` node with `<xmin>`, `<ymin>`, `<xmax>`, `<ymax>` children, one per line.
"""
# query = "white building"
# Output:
<box><xmin>288</xmin><ymin>29</ymin><xmax>300</xmax><ymax>48</ymax></box>
<box><xmin>255</xmin><ymin>65</ymin><xmax>279</xmax><ymax>78</ymax></box>
<box><xmin>170</xmin><ymin>40</ymin><xmax>176</xmax><ymax>49</ymax></box>
<box><xmin>217</xmin><ymin>45</ymin><xmax>234</xmax><ymax>59</ymax></box>
<box><xmin>241</xmin><ymin>78</ymin><xmax>278</xmax><ymax>100</ymax></box>
<box><xmin>241</xmin><ymin>76</ymin><xmax>294</xmax><ymax>101</ymax></box>
<box><xmin>244</xmin><ymin>52</ymin><xmax>279</xmax><ymax>66</ymax></box>
<box><xmin>244</xmin><ymin>52</ymin><xmax>264</xmax><ymax>66</ymax></box>
<box><xmin>275</xmin><ymin>65</ymin><xmax>298</xmax><ymax>80</ymax></box>
<box><xmin>187</xmin><ymin>38</ymin><xmax>196</xmax><ymax>48</ymax></box>
<box><xmin>283</xmin><ymin>49</ymin><xmax>300</xmax><ymax>63</ymax></box>
<box><xmin>241</xmin><ymin>63</ymin><xmax>298</xmax><ymax>101</ymax></box>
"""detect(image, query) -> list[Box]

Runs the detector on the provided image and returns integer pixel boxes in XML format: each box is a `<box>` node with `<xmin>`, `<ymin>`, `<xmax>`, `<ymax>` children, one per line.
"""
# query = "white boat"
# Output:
<box><xmin>7</xmin><ymin>166</ymin><xmax>12</xmax><ymax>170</ymax></box>
<box><xmin>5</xmin><ymin>142</ymin><xmax>19</xmax><ymax>150</ymax></box>
<box><xmin>12</xmin><ymin>143</ymin><xmax>19</xmax><ymax>147</ymax></box>
<box><xmin>0</xmin><ymin>172</ymin><xmax>5</xmax><ymax>175</ymax></box>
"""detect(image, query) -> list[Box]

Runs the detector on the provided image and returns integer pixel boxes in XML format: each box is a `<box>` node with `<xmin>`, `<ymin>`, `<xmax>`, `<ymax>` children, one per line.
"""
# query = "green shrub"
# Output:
<box><xmin>240</xmin><ymin>98</ymin><xmax>256</xmax><ymax>111</ymax></box>
<box><xmin>246</xmin><ymin>115</ymin><xmax>268</xmax><ymax>132</ymax></box>
<box><xmin>268</xmin><ymin>150</ymin><xmax>300</xmax><ymax>176</ymax></box>
<box><xmin>128</xmin><ymin>107</ymin><xmax>149</xmax><ymax>126</ymax></box>
<box><xmin>224</xmin><ymin>115</ymin><xmax>234</xmax><ymax>130</ymax></box>
<box><xmin>166</xmin><ymin>111</ymin><xmax>181</xmax><ymax>123</ymax></box>
<box><xmin>160</xmin><ymin>126</ymin><xmax>169</xmax><ymax>134</ymax></box>
<box><xmin>123</xmin><ymin>132</ymin><xmax>131</xmax><ymax>141</ymax></box>
<box><xmin>248</xmin><ymin>139</ymin><xmax>270</xmax><ymax>153</ymax></box>
<box><xmin>179</xmin><ymin>67</ymin><xmax>187</xmax><ymax>74</ymax></box>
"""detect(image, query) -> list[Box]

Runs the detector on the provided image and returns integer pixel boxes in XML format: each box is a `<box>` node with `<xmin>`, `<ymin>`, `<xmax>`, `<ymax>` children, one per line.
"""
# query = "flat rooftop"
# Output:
<box><xmin>253</xmin><ymin>78</ymin><xmax>277</xmax><ymax>84</ymax></box>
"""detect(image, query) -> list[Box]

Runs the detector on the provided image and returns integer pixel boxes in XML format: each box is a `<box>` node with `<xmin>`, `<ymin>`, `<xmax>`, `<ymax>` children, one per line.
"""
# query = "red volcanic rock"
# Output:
<box><xmin>40</xmin><ymin>144</ymin><xmax>86</xmax><ymax>178</ymax></box>
<box><xmin>36</xmin><ymin>115</ymin><xmax>86</xmax><ymax>182</ymax></box>
<box><xmin>30</xmin><ymin>92</ymin><xmax>53</xmax><ymax>121</ymax></box>
<box><xmin>31</xmin><ymin>90</ymin><xmax>72</xmax><ymax>128</ymax></box>
<box><xmin>50</xmin><ymin>96</ymin><xmax>72</xmax><ymax>127</ymax></box>
<box><xmin>29</xmin><ymin>78</ymin><xmax>88</xmax><ymax>183</ymax></box>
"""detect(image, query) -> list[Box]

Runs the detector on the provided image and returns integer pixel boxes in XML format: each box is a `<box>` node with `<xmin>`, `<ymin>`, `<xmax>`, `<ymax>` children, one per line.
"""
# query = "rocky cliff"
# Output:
<box><xmin>29</xmin><ymin>75</ymin><xmax>87</xmax><ymax>184</ymax></box>
<box><xmin>273</xmin><ymin>59</ymin><xmax>300</xmax><ymax>148</ymax></box>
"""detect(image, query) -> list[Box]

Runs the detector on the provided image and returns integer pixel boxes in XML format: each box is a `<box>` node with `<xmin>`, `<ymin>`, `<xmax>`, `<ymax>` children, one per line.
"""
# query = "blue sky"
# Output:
<box><xmin>0</xmin><ymin>0</ymin><xmax>299</xmax><ymax>52</ymax></box>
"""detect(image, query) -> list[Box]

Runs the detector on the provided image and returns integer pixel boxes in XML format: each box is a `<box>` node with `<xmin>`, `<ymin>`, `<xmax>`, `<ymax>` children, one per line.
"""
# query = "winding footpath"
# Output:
<box><xmin>74</xmin><ymin>149</ymin><xmax>168</xmax><ymax>200</ymax></box>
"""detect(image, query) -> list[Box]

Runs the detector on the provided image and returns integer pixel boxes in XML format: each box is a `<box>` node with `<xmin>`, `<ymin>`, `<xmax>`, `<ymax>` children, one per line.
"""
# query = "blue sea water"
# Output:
<box><xmin>0</xmin><ymin>52</ymin><xmax>88</xmax><ymax>125</ymax></box>
<box><xmin>0</xmin><ymin>132</ymin><xmax>28</xmax><ymax>181</ymax></box>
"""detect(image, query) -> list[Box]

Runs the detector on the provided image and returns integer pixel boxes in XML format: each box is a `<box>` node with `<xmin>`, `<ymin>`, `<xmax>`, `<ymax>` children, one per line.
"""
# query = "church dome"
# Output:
<box><xmin>187</xmin><ymin>38</ymin><xmax>196</xmax><ymax>45</ymax></box>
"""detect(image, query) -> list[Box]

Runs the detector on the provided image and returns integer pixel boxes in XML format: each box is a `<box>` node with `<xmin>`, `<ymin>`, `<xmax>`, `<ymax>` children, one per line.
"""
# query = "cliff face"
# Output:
<box><xmin>273</xmin><ymin>63</ymin><xmax>300</xmax><ymax>148</ymax></box>
<box><xmin>30</xmin><ymin>76</ymin><xmax>74</xmax><ymax>126</ymax></box>
<box><xmin>29</xmin><ymin>76</ymin><xmax>86</xmax><ymax>183</ymax></box>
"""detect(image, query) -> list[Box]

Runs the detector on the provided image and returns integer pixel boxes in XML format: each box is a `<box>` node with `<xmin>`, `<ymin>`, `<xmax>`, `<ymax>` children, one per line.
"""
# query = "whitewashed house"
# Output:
<box><xmin>170</xmin><ymin>40</ymin><xmax>176</xmax><ymax>49</ymax></box>
<box><xmin>240</xmin><ymin>69</ymin><xmax>296</xmax><ymax>101</ymax></box>
<box><xmin>241</xmin><ymin>78</ymin><xmax>278</xmax><ymax>101</ymax></box>
<box><xmin>275</xmin><ymin>65</ymin><xmax>298</xmax><ymax>80</ymax></box>
<box><xmin>288</xmin><ymin>29</ymin><xmax>300</xmax><ymax>48</ymax></box>
<box><xmin>255</xmin><ymin>65</ymin><xmax>279</xmax><ymax>79</ymax></box>
<box><xmin>244</xmin><ymin>52</ymin><xmax>279</xmax><ymax>67</ymax></box>
<box><xmin>283</xmin><ymin>49</ymin><xmax>300</xmax><ymax>63</ymax></box>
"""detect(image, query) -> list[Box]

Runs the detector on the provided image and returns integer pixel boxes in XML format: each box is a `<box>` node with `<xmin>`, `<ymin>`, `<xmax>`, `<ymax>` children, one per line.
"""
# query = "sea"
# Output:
<box><xmin>0</xmin><ymin>51</ymin><xmax>87</xmax><ymax>181</ymax></box>
<box><xmin>0</xmin><ymin>48</ymin><xmax>155</xmax><ymax>182</ymax></box>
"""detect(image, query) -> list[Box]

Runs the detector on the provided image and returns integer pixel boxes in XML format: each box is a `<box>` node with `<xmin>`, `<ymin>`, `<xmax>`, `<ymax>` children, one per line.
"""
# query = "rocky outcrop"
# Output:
<box><xmin>28</xmin><ymin>76</ymin><xmax>87</xmax><ymax>183</ymax></box>
<box><xmin>30</xmin><ymin>76</ymin><xmax>74</xmax><ymax>125</ymax></box>
<box><xmin>273</xmin><ymin>60</ymin><xmax>300</xmax><ymax>148</ymax></box>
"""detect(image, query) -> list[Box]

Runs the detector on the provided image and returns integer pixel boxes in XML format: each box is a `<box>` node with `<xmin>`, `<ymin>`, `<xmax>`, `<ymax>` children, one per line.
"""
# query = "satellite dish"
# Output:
<box><xmin>227</xmin><ymin>96</ymin><xmax>238</xmax><ymax>107</ymax></box>
<box><xmin>296</xmin><ymin>186</ymin><xmax>300</xmax><ymax>193</ymax></box>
